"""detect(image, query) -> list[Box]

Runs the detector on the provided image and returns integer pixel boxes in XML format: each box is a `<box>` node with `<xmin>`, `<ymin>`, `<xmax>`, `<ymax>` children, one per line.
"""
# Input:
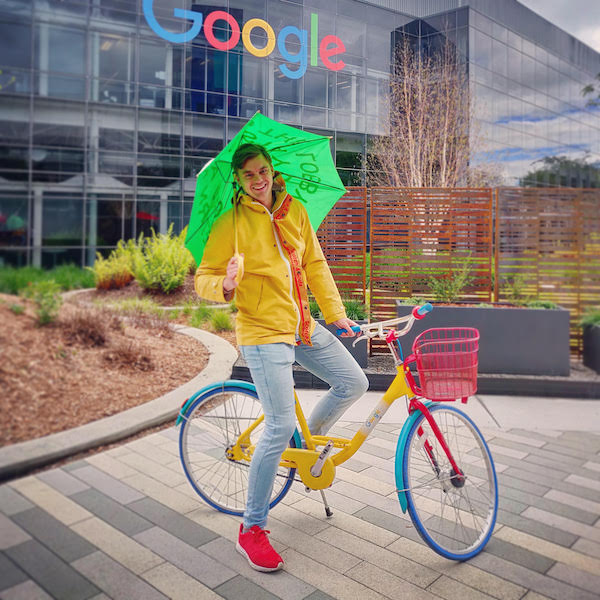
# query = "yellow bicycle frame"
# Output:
<box><xmin>234</xmin><ymin>365</ymin><xmax>415</xmax><ymax>490</ymax></box>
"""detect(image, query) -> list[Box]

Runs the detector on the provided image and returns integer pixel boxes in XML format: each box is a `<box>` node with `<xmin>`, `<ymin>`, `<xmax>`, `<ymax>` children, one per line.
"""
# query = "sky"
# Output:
<box><xmin>519</xmin><ymin>0</ymin><xmax>600</xmax><ymax>53</ymax></box>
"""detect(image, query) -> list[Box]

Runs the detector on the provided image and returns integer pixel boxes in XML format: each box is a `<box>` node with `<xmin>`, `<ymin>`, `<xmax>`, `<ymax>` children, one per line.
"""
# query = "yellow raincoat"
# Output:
<box><xmin>194</xmin><ymin>175</ymin><xmax>346</xmax><ymax>346</ymax></box>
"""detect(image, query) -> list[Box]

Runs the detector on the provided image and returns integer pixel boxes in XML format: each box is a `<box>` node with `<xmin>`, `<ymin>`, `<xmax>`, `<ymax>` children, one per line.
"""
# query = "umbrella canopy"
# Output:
<box><xmin>185</xmin><ymin>112</ymin><xmax>346</xmax><ymax>264</ymax></box>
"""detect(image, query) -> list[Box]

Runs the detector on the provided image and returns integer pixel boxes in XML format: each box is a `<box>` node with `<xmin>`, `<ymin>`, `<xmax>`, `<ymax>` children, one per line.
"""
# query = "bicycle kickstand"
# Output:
<box><xmin>319</xmin><ymin>490</ymin><xmax>333</xmax><ymax>518</ymax></box>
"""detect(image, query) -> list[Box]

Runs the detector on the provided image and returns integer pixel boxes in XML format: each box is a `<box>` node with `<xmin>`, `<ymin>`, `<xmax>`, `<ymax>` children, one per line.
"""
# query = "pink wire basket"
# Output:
<box><xmin>411</xmin><ymin>327</ymin><xmax>480</xmax><ymax>400</ymax></box>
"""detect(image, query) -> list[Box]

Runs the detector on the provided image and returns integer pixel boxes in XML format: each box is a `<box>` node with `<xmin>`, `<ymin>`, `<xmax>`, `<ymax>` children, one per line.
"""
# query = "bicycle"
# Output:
<box><xmin>177</xmin><ymin>303</ymin><xmax>498</xmax><ymax>561</ymax></box>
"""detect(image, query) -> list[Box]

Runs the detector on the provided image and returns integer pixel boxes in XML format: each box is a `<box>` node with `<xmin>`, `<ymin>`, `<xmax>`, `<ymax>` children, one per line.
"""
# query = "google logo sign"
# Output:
<box><xmin>143</xmin><ymin>0</ymin><xmax>346</xmax><ymax>80</ymax></box>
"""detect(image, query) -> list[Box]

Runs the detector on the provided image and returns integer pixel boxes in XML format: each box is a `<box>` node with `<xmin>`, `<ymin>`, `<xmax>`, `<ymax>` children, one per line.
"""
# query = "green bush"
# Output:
<box><xmin>525</xmin><ymin>300</ymin><xmax>559</xmax><ymax>310</ymax></box>
<box><xmin>111</xmin><ymin>297</ymin><xmax>162</xmax><ymax>316</ymax></box>
<box><xmin>130</xmin><ymin>225</ymin><xmax>195</xmax><ymax>294</ymax></box>
<box><xmin>309</xmin><ymin>299</ymin><xmax>321</xmax><ymax>319</ymax></box>
<box><xmin>397</xmin><ymin>296</ymin><xmax>428</xmax><ymax>306</ymax></box>
<box><xmin>428</xmin><ymin>256</ymin><xmax>473</xmax><ymax>303</ymax></box>
<box><xmin>88</xmin><ymin>252</ymin><xmax>133</xmax><ymax>290</ymax></box>
<box><xmin>502</xmin><ymin>274</ymin><xmax>530</xmax><ymax>305</ymax></box>
<box><xmin>0</xmin><ymin>265</ymin><xmax>93</xmax><ymax>294</ymax></box>
<box><xmin>189</xmin><ymin>304</ymin><xmax>214</xmax><ymax>328</ymax></box>
<box><xmin>580</xmin><ymin>309</ymin><xmax>600</xmax><ymax>327</ymax></box>
<box><xmin>210</xmin><ymin>310</ymin><xmax>234</xmax><ymax>332</ymax></box>
<box><xmin>342</xmin><ymin>298</ymin><xmax>368</xmax><ymax>320</ymax></box>
<box><xmin>20</xmin><ymin>280</ymin><xmax>63</xmax><ymax>325</ymax></box>
<box><xmin>9</xmin><ymin>303</ymin><xmax>25</xmax><ymax>315</ymax></box>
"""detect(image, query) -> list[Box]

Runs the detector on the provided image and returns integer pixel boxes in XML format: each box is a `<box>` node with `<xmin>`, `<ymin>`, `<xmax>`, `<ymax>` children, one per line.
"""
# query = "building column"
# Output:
<box><xmin>160</xmin><ymin>193</ymin><xmax>168</xmax><ymax>234</ymax></box>
<box><xmin>32</xmin><ymin>187</ymin><xmax>42</xmax><ymax>267</ymax></box>
<box><xmin>87</xmin><ymin>195</ymin><xmax>97</xmax><ymax>266</ymax></box>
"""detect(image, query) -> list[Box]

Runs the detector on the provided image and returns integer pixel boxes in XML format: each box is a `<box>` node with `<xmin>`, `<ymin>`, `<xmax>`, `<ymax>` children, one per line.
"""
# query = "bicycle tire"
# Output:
<box><xmin>401</xmin><ymin>404</ymin><xmax>498</xmax><ymax>560</ymax></box>
<box><xmin>179</xmin><ymin>384</ymin><xmax>298</xmax><ymax>516</ymax></box>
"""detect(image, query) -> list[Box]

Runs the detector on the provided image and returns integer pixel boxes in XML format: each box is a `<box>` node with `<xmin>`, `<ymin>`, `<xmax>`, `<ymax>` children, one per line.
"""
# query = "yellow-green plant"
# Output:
<box><xmin>88</xmin><ymin>252</ymin><xmax>133</xmax><ymax>290</ymax></box>
<box><xmin>130</xmin><ymin>225</ymin><xmax>195</xmax><ymax>293</ymax></box>
<box><xmin>190</xmin><ymin>304</ymin><xmax>214</xmax><ymax>328</ymax></box>
<box><xmin>20</xmin><ymin>280</ymin><xmax>63</xmax><ymax>325</ymax></box>
<box><xmin>210</xmin><ymin>310</ymin><xmax>234</xmax><ymax>332</ymax></box>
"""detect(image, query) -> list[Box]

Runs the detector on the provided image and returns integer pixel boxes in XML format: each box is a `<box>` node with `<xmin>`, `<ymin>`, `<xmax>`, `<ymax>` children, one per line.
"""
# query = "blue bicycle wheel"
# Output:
<box><xmin>179</xmin><ymin>384</ymin><xmax>298</xmax><ymax>516</ymax></box>
<box><xmin>402</xmin><ymin>404</ymin><xmax>498</xmax><ymax>560</ymax></box>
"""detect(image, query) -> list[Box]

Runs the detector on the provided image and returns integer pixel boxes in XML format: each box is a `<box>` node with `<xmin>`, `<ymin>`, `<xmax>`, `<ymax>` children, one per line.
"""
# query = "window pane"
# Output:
<box><xmin>46</xmin><ymin>26</ymin><xmax>85</xmax><ymax>74</ymax></box>
<box><xmin>0</xmin><ymin>21</ymin><xmax>31</xmax><ymax>69</ymax></box>
<box><xmin>42</xmin><ymin>194</ymin><xmax>83</xmax><ymax>246</ymax></box>
<box><xmin>99</xmin><ymin>33</ymin><xmax>133</xmax><ymax>82</ymax></box>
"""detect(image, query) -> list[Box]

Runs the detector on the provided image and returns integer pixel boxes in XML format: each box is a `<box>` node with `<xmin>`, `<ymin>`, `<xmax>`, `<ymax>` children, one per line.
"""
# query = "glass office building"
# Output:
<box><xmin>1</xmin><ymin>0</ymin><xmax>599</xmax><ymax>267</ymax></box>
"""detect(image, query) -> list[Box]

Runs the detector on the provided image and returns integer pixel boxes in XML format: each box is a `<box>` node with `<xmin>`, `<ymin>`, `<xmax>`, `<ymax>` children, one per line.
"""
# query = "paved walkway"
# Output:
<box><xmin>1</xmin><ymin>392</ymin><xmax>599</xmax><ymax>600</ymax></box>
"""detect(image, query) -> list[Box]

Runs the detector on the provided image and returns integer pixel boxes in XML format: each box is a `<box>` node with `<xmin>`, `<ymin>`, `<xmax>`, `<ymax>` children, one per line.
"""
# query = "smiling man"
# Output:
<box><xmin>194</xmin><ymin>143</ymin><xmax>368</xmax><ymax>572</ymax></box>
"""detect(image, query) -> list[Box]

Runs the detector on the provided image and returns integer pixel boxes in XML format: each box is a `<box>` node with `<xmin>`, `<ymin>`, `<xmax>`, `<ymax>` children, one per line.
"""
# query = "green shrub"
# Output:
<box><xmin>581</xmin><ymin>308</ymin><xmax>600</xmax><ymax>327</ymax></box>
<box><xmin>342</xmin><ymin>298</ymin><xmax>368</xmax><ymax>320</ymax></box>
<box><xmin>210</xmin><ymin>310</ymin><xmax>234</xmax><ymax>332</ymax></box>
<box><xmin>20</xmin><ymin>280</ymin><xmax>63</xmax><ymax>325</ymax></box>
<box><xmin>88</xmin><ymin>252</ymin><xmax>133</xmax><ymax>290</ymax></box>
<box><xmin>130</xmin><ymin>225</ymin><xmax>195</xmax><ymax>294</ymax></box>
<box><xmin>525</xmin><ymin>300</ymin><xmax>559</xmax><ymax>310</ymax></box>
<box><xmin>502</xmin><ymin>273</ymin><xmax>530</xmax><ymax>305</ymax></box>
<box><xmin>9</xmin><ymin>303</ymin><xmax>25</xmax><ymax>315</ymax></box>
<box><xmin>428</xmin><ymin>256</ymin><xmax>473</xmax><ymax>303</ymax></box>
<box><xmin>0</xmin><ymin>266</ymin><xmax>46</xmax><ymax>294</ymax></box>
<box><xmin>189</xmin><ymin>304</ymin><xmax>214</xmax><ymax>328</ymax></box>
<box><xmin>309</xmin><ymin>299</ymin><xmax>321</xmax><ymax>319</ymax></box>
<box><xmin>397</xmin><ymin>296</ymin><xmax>427</xmax><ymax>306</ymax></box>
<box><xmin>48</xmin><ymin>264</ymin><xmax>94</xmax><ymax>290</ymax></box>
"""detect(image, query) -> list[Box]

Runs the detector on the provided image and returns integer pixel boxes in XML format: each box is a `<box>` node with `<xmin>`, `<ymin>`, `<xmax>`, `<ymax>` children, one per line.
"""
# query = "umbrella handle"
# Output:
<box><xmin>234</xmin><ymin>252</ymin><xmax>244</xmax><ymax>285</ymax></box>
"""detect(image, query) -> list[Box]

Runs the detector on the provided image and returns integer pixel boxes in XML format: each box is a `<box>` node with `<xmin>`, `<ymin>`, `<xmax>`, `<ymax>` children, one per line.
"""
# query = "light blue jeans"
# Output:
<box><xmin>239</xmin><ymin>322</ymin><xmax>369</xmax><ymax>529</ymax></box>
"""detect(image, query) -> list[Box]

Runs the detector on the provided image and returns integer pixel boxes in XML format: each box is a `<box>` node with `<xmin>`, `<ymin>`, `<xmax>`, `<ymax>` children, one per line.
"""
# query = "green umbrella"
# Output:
<box><xmin>185</xmin><ymin>112</ymin><xmax>346</xmax><ymax>265</ymax></box>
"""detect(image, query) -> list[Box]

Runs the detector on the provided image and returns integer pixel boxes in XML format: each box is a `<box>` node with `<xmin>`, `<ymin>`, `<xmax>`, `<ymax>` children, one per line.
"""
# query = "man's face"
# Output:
<box><xmin>236</xmin><ymin>155</ymin><xmax>274</xmax><ymax>208</ymax></box>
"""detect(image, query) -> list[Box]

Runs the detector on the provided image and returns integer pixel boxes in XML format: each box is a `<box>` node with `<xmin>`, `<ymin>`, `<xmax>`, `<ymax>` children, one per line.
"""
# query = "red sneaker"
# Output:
<box><xmin>236</xmin><ymin>525</ymin><xmax>284</xmax><ymax>572</ymax></box>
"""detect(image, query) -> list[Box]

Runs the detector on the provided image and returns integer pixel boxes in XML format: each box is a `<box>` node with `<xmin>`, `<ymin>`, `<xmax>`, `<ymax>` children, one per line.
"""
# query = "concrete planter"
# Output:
<box><xmin>395</xmin><ymin>302</ymin><xmax>570</xmax><ymax>376</ymax></box>
<box><xmin>317</xmin><ymin>319</ymin><xmax>368</xmax><ymax>368</ymax></box>
<box><xmin>583</xmin><ymin>325</ymin><xmax>600</xmax><ymax>374</ymax></box>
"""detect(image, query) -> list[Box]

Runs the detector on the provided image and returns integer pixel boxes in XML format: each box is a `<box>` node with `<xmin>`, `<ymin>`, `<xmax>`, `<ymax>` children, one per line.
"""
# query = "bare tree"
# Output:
<box><xmin>367</xmin><ymin>35</ymin><xmax>501</xmax><ymax>187</ymax></box>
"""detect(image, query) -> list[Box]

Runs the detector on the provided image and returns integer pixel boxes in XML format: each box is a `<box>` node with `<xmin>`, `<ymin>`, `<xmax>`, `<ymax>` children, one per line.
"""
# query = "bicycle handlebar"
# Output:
<box><xmin>336</xmin><ymin>303</ymin><xmax>433</xmax><ymax>339</ymax></box>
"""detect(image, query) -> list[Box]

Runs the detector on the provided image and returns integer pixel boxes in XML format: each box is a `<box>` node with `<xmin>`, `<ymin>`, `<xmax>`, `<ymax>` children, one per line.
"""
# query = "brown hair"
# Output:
<box><xmin>231</xmin><ymin>143</ymin><xmax>273</xmax><ymax>174</ymax></box>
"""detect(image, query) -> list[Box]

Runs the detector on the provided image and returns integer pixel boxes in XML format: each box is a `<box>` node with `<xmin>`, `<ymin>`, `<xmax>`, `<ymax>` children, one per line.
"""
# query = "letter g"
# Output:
<box><xmin>143</xmin><ymin>0</ymin><xmax>203</xmax><ymax>44</ymax></box>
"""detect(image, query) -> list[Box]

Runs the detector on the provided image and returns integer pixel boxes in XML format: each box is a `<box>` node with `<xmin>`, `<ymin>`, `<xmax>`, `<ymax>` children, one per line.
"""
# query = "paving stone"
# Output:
<box><xmin>134</xmin><ymin>526</ymin><xmax>236</xmax><ymax>589</ymax></box>
<box><xmin>522</xmin><ymin>507</ymin><xmax>600</xmax><ymax>544</ymax></box>
<box><xmin>269</xmin><ymin>502</ymin><xmax>330</xmax><ymax>536</ymax></box>
<box><xmin>314</xmin><ymin>524</ymin><xmax>439</xmax><ymax>588</ymax></box>
<box><xmin>85</xmin><ymin>453</ymin><xmax>138</xmax><ymax>480</ymax></box>
<box><xmin>61</xmin><ymin>460</ymin><xmax>90</xmax><ymax>472</ymax></box>
<box><xmin>71</xmin><ymin>517</ymin><xmax>163</xmax><ymax>575</ymax></box>
<box><xmin>126</xmin><ymin>438</ymin><xmax>177</xmax><ymax>465</ymax></box>
<box><xmin>491</xmin><ymin>431</ymin><xmax>547</xmax><ymax>449</ymax></box>
<box><xmin>302</xmin><ymin>590</ymin><xmax>337</xmax><ymax>600</ymax></box>
<box><xmin>494</xmin><ymin>526</ymin><xmax>600</xmax><ymax>576</ymax></box>
<box><xmin>11</xmin><ymin>508</ymin><xmax>96</xmax><ymax>563</ymax></box>
<box><xmin>0</xmin><ymin>552</ymin><xmax>28</xmax><ymax>591</ymax></box>
<box><xmin>9</xmin><ymin>477</ymin><xmax>92</xmax><ymax>526</ymax></box>
<box><xmin>0</xmin><ymin>487</ymin><xmax>33</xmax><ymax>516</ymax></box>
<box><xmin>345</xmin><ymin>561</ymin><xmax>439</xmax><ymax>599</ymax></box>
<box><xmin>335</xmin><ymin>466</ymin><xmax>396</xmax><ymax>497</ymax></box>
<box><xmin>0</xmin><ymin>514</ymin><xmax>31</xmax><ymax>550</ymax></box>
<box><xmin>72</xmin><ymin>551</ymin><xmax>168</xmax><ymax>600</ymax></box>
<box><xmin>483</xmin><ymin>536</ymin><xmax>555</xmax><ymax>574</ymax></box>
<box><xmin>495</xmin><ymin>508</ymin><xmax>577</xmax><ymax>547</ymax></box>
<box><xmin>121</xmin><ymin>472</ymin><xmax>200</xmax><ymax>514</ymax></box>
<box><xmin>5</xmin><ymin>540</ymin><xmax>99</xmax><ymax>600</ymax></box>
<box><xmin>0</xmin><ymin>580</ymin><xmax>53</xmax><ymax>599</ymax></box>
<box><xmin>290</xmin><ymin>497</ymin><xmax>399</xmax><ymax>547</ymax></box>
<box><xmin>70</xmin><ymin>466</ymin><xmax>145</xmax><ymax>504</ymax></box>
<box><xmin>487</xmin><ymin>443</ymin><xmax>529</xmax><ymax>460</ymax></box>
<box><xmin>582</xmin><ymin>460</ymin><xmax>600</xmax><ymax>473</ymax></box>
<box><xmin>330</xmin><ymin>480</ymin><xmax>401</xmax><ymax>517</ymax></box>
<box><xmin>267</xmin><ymin>517</ymin><xmax>362</xmax><ymax>574</ymax></box>
<box><xmin>118</xmin><ymin>453</ymin><xmax>186</xmax><ymax>488</ymax></box>
<box><xmin>492</xmin><ymin>440</ymin><xmax>582</xmax><ymax>468</ymax></box>
<box><xmin>141</xmin><ymin>562</ymin><xmax>222</xmax><ymax>600</ymax></box>
<box><xmin>542</xmin><ymin>442</ymin><xmax>596</xmax><ymax>461</ymax></box>
<box><xmin>546</xmin><ymin>562</ymin><xmax>600</xmax><ymax>595</ymax></box>
<box><xmin>565</xmin><ymin>473</ymin><xmax>600</xmax><ymax>493</ymax></box>
<box><xmin>214</xmin><ymin>574</ymin><xmax>281</xmax><ymax>600</ymax></box>
<box><xmin>201</xmin><ymin>537</ymin><xmax>314</xmax><ymax>600</ymax></box>
<box><xmin>342</xmin><ymin>457</ymin><xmax>371</xmax><ymax>472</ymax></box>
<box><xmin>127</xmin><ymin>497</ymin><xmax>218</xmax><ymax>547</ymax></box>
<box><xmin>310</xmin><ymin>487</ymin><xmax>366</xmax><ymax>515</ymax></box>
<box><xmin>354</xmin><ymin>505</ymin><xmax>424</xmax><ymax>544</ymax></box>
<box><xmin>531</xmin><ymin>494</ymin><xmax>599</xmax><ymax>526</ymax></box>
<box><xmin>470</xmin><ymin>552</ymin><xmax>599</xmax><ymax>600</ymax></box>
<box><xmin>572</xmin><ymin>537</ymin><xmax>600</xmax><ymax>559</ymax></box>
<box><xmin>497</xmin><ymin>470</ymin><xmax>550</xmax><ymax>498</ymax></box>
<box><xmin>427</xmin><ymin>574</ymin><xmax>495</xmax><ymax>600</ymax></box>
<box><xmin>361</xmin><ymin>441</ymin><xmax>395</xmax><ymax>459</ymax></box>
<box><xmin>70</xmin><ymin>489</ymin><xmax>153</xmax><ymax>537</ymax></box>
<box><xmin>280</xmin><ymin>548</ymin><xmax>386</xmax><ymax>600</ymax></box>
<box><xmin>37</xmin><ymin>469</ymin><xmax>90</xmax><ymax>496</ymax></box>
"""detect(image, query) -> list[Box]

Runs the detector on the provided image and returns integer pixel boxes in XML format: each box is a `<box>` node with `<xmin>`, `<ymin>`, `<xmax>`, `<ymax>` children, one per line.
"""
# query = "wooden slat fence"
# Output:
<box><xmin>496</xmin><ymin>187</ymin><xmax>600</xmax><ymax>355</ymax></box>
<box><xmin>369</xmin><ymin>187</ymin><xmax>493</xmax><ymax>315</ymax></box>
<box><xmin>316</xmin><ymin>186</ymin><xmax>367</xmax><ymax>306</ymax></box>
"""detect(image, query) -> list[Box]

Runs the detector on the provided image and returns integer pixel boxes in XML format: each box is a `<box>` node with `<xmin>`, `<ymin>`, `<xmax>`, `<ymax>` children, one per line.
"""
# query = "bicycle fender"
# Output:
<box><xmin>394</xmin><ymin>400</ymin><xmax>435</xmax><ymax>513</ymax></box>
<box><xmin>175</xmin><ymin>379</ymin><xmax>257</xmax><ymax>426</ymax></box>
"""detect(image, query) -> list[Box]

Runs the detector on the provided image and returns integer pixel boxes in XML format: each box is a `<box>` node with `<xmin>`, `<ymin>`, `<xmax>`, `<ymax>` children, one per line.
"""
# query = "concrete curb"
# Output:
<box><xmin>0</xmin><ymin>326</ymin><xmax>238</xmax><ymax>482</ymax></box>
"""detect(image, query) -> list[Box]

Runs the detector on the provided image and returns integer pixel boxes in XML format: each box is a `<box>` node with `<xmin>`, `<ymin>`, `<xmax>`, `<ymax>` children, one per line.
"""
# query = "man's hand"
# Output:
<box><xmin>332</xmin><ymin>317</ymin><xmax>359</xmax><ymax>337</ymax></box>
<box><xmin>223</xmin><ymin>254</ymin><xmax>243</xmax><ymax>293</ymax></box>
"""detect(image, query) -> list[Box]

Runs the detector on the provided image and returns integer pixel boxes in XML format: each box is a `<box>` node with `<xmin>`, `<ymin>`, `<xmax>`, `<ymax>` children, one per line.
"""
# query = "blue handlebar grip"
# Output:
<box><xmin>417</xmin><ymin>303</ymin><xmax>433</xmax><ymax>315</ymax></box>
<box><xmin>336</xmin><ymin>325</ymin><xmax>362</xmax><ymax>336</ymax></box>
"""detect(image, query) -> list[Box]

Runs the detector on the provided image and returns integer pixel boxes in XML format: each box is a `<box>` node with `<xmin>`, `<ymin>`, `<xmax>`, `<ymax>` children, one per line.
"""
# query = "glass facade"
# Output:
<box><xmin>0</xmin><ymin>0</ymin><xmax>598</xmax><ymax>266</ymax></box>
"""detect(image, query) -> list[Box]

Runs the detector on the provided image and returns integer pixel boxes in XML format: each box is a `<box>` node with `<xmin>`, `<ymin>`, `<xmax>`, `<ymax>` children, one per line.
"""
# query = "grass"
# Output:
<box><xmin>189</xmin><ymin>304</ymin><xmax>214</xmax><ymax>328</ymax></box>
<box><xmin>110</xmin><ymin>297</ymin><xmax>162</xmax><ymax>316</ymax></box>
<box><xmin>209</xmin><ymin>310</ymin><xmax>234</xmax><ymax>332</ymax></box>
<box><xmin>0</xmin><ymin>265</ymin><xmax>94</xmax><ymax>295</ymax></box>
